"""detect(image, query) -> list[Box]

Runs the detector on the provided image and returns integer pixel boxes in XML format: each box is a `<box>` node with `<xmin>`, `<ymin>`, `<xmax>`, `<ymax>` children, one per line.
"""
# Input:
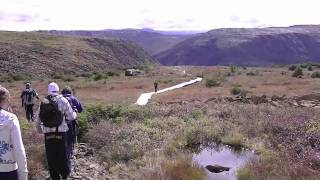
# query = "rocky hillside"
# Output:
<box><xmin>155</xmin><ymin>25</ymin><xmax>320</xmax><ymax>66</ymax></box>
<box><xmin>39</xmin><ymin>29</ymin><xmax>194</xmax><ymax>55</ymax></box>
<box><xmin>0</xmin><ymin>31</ymin><xmax>156</xmax><ymax>76</ymax></box>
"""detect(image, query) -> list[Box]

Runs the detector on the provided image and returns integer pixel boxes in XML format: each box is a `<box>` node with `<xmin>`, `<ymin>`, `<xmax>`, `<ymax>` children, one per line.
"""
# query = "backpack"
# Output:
<box><xmin>39</xmin><ymin>95</ymin><xmax>63</xmax><ymax>130</ymax></box>
<box><xmin>24</xmin><ymin>90</ymin><xmax>34</xmax><ymax>104</ymax></box>
<box><xmin>65</xmin><ymin>96</ymin><xmax>75</xmax><ymax>111</ymax></box>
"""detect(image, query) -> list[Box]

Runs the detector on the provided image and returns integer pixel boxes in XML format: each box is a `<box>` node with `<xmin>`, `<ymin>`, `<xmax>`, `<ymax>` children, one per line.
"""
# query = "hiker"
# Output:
<box><xmin>36</xmin><ymin>82</ymin><xmax>77</xmax><ymax>180</ymax></box>
<box><xmin>0</xmin><ymin>86</ymin><xmax>28</xmax><ymax>180</ymax></box>
<box><xmin>21</xmin><ymin>83</ymin><xmax>39</xmax><ymax>122</ymax></box>
<box><xmin>154</xmin><ymin>81</ymin><xmax>158</xmax><ymax>93</ymax></box>
<box><xmin>61</xmin><ymin>86</ymin><xmax>83</xmax><ymax>170</ymax></box>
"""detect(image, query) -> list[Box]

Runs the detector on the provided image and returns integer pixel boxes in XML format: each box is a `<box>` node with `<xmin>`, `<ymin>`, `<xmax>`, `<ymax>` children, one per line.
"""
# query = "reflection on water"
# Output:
<box><xmin>192</xmin><ymin>144</ymin><xmax>256</xmax><ymax>180</ymax></box>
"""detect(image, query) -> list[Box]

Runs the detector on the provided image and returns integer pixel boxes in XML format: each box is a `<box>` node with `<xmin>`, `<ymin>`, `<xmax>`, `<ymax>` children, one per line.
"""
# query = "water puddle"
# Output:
<box><xmin>192</xmin><ymin>144</ymin><xmax>256</xmax><ymax>180</ymax></box>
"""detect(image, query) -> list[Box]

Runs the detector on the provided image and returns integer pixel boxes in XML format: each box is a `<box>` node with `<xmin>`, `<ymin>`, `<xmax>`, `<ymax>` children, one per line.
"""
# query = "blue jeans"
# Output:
<box><xmin>0</xmin><ymin>170</ymin><xmax>18</xmax><ymax>180</ymax></box>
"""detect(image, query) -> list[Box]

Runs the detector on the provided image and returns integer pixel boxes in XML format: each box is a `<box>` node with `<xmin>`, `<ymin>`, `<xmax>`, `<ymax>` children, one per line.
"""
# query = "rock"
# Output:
<box><xmin>251</xmin><ymin>95</ymin><xmax>268</xmax><ymax>104</ymax></box>
<box><xmin>271</xmin><ymin>101</ymin><xmax>281</xmax><ymax>107</ymax></box>
<box><xmin>205</xmin><ymin>165</ymin><xmax>231</xmax><ymax>173</ymax></box>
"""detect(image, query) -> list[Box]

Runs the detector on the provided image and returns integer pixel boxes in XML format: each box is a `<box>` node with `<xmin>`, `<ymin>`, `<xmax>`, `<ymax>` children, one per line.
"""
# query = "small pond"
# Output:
<box><xmin>192</xmin><ymin>144</ymin><xmax>256</xmax><ymax>180</ymax></box>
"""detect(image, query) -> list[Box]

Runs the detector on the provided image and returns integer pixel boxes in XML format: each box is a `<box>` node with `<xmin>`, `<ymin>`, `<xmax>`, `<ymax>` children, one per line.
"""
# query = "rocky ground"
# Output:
<box><xmin>70</xmin><ymin>143</ymin><xmax>111</xmax><ymax>180</ymax></box>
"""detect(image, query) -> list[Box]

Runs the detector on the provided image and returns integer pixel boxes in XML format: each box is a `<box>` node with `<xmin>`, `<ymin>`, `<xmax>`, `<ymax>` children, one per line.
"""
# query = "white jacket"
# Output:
<box><xmin>0</xmin><ymin>109</ymin><xmax>28</xmax><ymax>180</ymax></box>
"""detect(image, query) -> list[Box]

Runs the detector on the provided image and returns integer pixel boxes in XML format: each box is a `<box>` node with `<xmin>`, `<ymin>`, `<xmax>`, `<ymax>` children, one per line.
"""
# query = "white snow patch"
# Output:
<box><xmin>136</xmin><ymin>77</ymin><xmax>202</xmax><ymax>106</ymax></box>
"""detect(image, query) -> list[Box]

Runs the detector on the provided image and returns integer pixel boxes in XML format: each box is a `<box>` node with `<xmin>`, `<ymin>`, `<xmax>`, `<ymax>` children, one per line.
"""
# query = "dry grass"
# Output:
<box><xmin>1</xmin><ymin>66</ymin><xmax>320</xmax><ymax>179</ymax></box>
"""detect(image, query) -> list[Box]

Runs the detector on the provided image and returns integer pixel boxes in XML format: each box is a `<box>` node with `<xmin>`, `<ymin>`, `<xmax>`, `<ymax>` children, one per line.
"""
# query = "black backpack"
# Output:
<box><xmin>25</xmin><ymin>89</ymin><xmax>34</xmax><ymax>104</ymax></box>
<box><xmin>39</xmin><ymin>95</ymin><xmax>63</xmax><ymax>129</ymax></box>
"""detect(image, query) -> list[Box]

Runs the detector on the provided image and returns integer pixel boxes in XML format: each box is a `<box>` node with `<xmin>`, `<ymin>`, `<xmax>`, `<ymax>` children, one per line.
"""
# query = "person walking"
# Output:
<box><xmin>36</xmin><ymin>82</ymin><xmax>76</xmax><ymax>180</ymax></box>
<box><xmin>154</xmin><ymin>81</ymin><xmax>158</xmax><ymax>93</ymax></box>
<box><xmin>21</xmin><ymin>83</ymin><xmax>39</xmax><ymax>122</ymax></box>
<box><xmin>61</xmin><ymin>86</ymin><xmax>83</xmax><ymax>173</ymax></box>
<box><xmin>0</xmin><ymin>86</ymin><xmax>28</xmax><ymax>180</ymax></box>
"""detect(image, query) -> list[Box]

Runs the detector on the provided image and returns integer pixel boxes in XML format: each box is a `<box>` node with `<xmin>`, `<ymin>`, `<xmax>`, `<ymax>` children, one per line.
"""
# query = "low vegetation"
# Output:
<box><xmin>311</xmin><ymin>71</ymin><xmax>320</xmax><ymax>78</ymax></box>
<box><xmin>205</xmin><ymin>72</ymin><xmax>226</xmax><ymax>87</ymax></box>
<box><xmin>5</xmin><ymin>65</ymin><xmax>319</xmax><ymax>179</ymax></box>
<box><xmin>0</xmin><ymin>73</ymin><xmax>32</xmax><ymax>83</ymax></box>
<box><xmin>292</xmin><ymin>66</ymin><xmax>303</xmax><ymax>77</ymax></box>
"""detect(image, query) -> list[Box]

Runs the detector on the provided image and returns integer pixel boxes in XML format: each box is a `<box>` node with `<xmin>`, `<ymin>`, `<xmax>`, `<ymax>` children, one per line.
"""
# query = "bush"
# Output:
<box><xmin>136</xmin><ymin>155</ymin><xmax>205</xmax><ymax>180</ymax></box>
<box><xmin>78</xmin><ymin>105</ymin><xmax>150</xmax><ymax>140</ymax></box>
<box><xmin>231</xmin><ymin>85</ymin><xmax>242</xmax><ymax>95</ymax></box>
<box><xmin>205</xmin><ymin>73</ymin><xmax>226</xmax><ymax>88</ymax></box>
<box><xmin>0</xmin><ymin>75</ymin><xmax>14</xmax><ymax>83</ymax></box>
<box><xmin>246</xmin><ymin>71</ymin><xmax>259</xmax><ymax>76</ymax></box>
<box><xmin>288</xmin><ymin>65</ymin><xmax>297</xmax><ymax>71</ymax></box>
<box><xmin>308</xmin><ymin>65</ymin><xmax>313</xmax><ymax>71</ymax></box>
<box><xmin>93</xmin><ymin>73</ymin><xmax>104</xmax><ymax>81</ymax></box>
<box><xmin>0</xmin><ymin>73</ymin><xmax>31</xmax><ymax>83</ymax></box>
<box><xmin>230</xmin><ymin>65</ymin><xmax>237</xmax><ymax>74</ymax></box>
<box><xmin>159</xmin><ymin>79</ymin><xmax>173</xmax><ymax>84</ymax></box>
<box><xmin>106</xmin><ymin>71</ymin><xmax>120</xmax><ymax>77</ymax></box>
<box><xmin>292</xmin><ymin>66</ymin><xmax>303</xmax><ymax>77</ymax></box>
<box><xmin>206</xmin><ymin>79</ymin><xmax>221</xmax><ymax>87</ymax></box>
<box><xmin>311</xmin><ymin>71</ymin><xmax>320</xmax><ymax>78</ymax></box>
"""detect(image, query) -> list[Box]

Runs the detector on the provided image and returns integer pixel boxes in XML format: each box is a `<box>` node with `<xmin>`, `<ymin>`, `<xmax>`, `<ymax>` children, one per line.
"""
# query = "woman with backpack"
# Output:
<box><xmin>0</xmin><ymin>86</ymin><xmax>28</xmax><ymax>180</ymax></box>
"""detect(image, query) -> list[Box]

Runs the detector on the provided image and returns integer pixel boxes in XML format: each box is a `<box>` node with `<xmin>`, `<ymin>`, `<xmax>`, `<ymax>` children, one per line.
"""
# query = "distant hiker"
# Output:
<box><xmin>154</xmin><ymin>81</ymin><xmax>158</xmax><ymax>93</ymax></box>
<box><xmin>0</xmin><ymin>86</ymin><xmax>28</xmax><ymax>180</ymax></box>
<box><xmin>36</xmin><ymin>82</ymin><xmax>77</xmax><ymax>180</ymax></box>
<box><xmin>21</xmin><ymin>83</ymin><xmax>39</xmax><ymax>122</ymax></box>
<box><xmin>61</xmin><ymin>86</ymin><xmax>83</xmax><ymax>170</ymax></box>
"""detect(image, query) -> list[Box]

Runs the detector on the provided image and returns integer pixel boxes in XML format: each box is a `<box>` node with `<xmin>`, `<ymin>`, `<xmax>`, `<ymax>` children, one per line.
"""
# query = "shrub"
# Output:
<box><xmin>78</xmin><ymin>105</ymin><xmax>150</xmax><ymax>140</ymax></box>
<box><xmin>205</xmin><ymin>72</ymin><xmax>226</xmax><ymax>88</ymax></box>
<box><xmin>160</xmin><ymin>157</ymin><xmax>205</xmax><ymax>180</ymax></box>
<box><xmin>106</xmin><ymin>71</ymin><xmax>120</xmax><ymax>77</ymax></box>
<box><xmin>205</xmin><ymin>79</ymin><xmax>221</xmax><ymax>87</ymax></box>
<box><xmin>136</xmin><ymin>156</ymin><xmax>205</xmax><ymax>180</ymax></box>
<box><xmin>62</xmin><ymin>75</ymin><xmax>75</xmax><ymax>82</ymax></box>
<box><xmin>231</xmin><ymin>85</ymin><xmax>242</xmax><ymax>95</ymax></box>
<box><xmin>159</xmin><ymin>79</ymin><xmax>173</xmax><ymax>84</ymax></box>
<box><xmin>288</xmin><ymin>65</ymin><xmax>297</xmax><ymax>71</ymax></box>
<box><xmin>246</xmin><ymin>71</ymin><xmax>259</xmax><ymax>76</ymax></box>
<box><xmin>308</xmin><ymin>65</ymin><xmax>313</xmax><ymax>71</ymax></box>
<box><xmin>311</xmin><ymin>71</ymin><xmax>320</xmax><ymax>78</ymax></box>
<box><xmin>292</xmin><ymin>66</ymin><xmax>303</xmax><ymax>77</ymax></box>
<box><xmin>93</xmin><ymin>73</ymin><xmax>104</xmax><ymax>81</ymax></box>
<box><xmin>0</xmin><ymin>74</ymin><xmax>14</xmax><ymax>83</ymax></box>
<box><xmin>230</xmin><ymin>65</ymin><xmax>237</xmax><ymax>74</ymax></box>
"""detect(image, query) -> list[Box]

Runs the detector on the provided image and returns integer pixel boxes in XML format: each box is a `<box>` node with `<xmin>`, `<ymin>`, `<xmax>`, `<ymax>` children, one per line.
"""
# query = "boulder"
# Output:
<box><xmin>205</xmin><ymin>165</ymin><xmax>231</xmax><ymax>173</ymax></box>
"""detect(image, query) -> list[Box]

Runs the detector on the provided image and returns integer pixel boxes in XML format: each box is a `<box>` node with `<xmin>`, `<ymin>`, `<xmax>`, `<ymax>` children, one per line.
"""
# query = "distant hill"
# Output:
<box><xmin>155</xmin><ymin>25</ymin><xmax>320</xmax><ymax>66</ymax></box>
<box><xmin>0</xmin><ymin>31</ymin><xmax>156</xmax><ymax>76</ymax></box>
<box><xmin>39</xmin><ymin>29</ymin><xmax>196</xmax><ymax>55</ymax></box>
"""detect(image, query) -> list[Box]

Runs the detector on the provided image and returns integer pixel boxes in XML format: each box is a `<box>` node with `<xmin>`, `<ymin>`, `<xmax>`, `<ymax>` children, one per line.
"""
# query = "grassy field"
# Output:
<box><xmin>1</xmin><ymin>65</ymin><xmax>320</xmax><ymax>179</ymax></box>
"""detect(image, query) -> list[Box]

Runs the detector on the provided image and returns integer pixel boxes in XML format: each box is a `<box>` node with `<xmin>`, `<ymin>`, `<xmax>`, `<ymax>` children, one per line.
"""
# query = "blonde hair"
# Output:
<box><xmin>0</xmin><ymin>86</ymin><xmax>10</xmax><ymax>103</ymax></box>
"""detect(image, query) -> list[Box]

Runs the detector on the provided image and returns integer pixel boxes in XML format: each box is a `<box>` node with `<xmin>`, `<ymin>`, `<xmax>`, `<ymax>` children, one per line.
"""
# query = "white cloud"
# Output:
<box><xmin>0</xmin><ymin>0</ymin><xmax>320</xmax><ymax>31</ymax></box>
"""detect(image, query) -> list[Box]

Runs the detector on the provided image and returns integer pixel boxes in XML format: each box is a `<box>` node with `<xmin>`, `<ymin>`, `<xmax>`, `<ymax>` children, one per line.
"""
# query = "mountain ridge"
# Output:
<box><xmin>39</xmin><ymin>29</ymin><xmax>196</xmax><ymax>55</ymax></box>
<box><xmin>155</xmin><ymin>25</ymin><xmax>320</xmax><ymax>66</ymax></box>
<box><xmin>0</xmin><ymin>31</ymin><xmax>156</xmax><ymax>77</ymax></box>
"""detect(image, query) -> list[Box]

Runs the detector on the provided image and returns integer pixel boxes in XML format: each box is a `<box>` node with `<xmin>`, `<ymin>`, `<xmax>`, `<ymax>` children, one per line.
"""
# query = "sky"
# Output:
<box><xmin>0</xmin><ymin>0</ymin><xmax>320</xmax><ymax>31</ymax></box>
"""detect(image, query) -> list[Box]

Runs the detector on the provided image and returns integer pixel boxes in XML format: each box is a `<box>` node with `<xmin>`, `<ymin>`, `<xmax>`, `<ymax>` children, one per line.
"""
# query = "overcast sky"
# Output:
<box><xmin>1</xmin><ymin>0</ymin><xmax>319</xmax><ymax>31</ymax></box>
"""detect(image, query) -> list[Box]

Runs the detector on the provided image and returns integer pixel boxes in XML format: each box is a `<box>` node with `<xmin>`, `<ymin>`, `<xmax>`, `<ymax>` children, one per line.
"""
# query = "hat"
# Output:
<box><xmin>61</xmin><ymin>86</ymin><xmax>72</xmax><ymax>95</ymax></box>
<box><xmin>48</xmin><ymin>82</ymin><xmax>59</xmax><ymax>94</ymax></box>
